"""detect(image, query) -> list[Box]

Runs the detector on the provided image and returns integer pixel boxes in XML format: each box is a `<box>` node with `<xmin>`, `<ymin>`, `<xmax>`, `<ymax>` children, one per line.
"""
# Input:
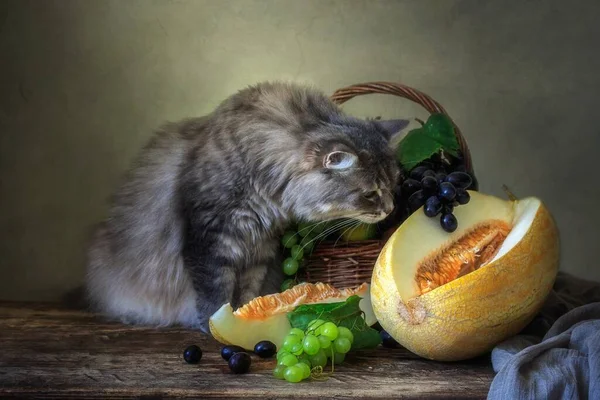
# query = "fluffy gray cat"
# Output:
<box><xmin>85</xmin><ymin>81</ymin><xmax>409</xmax><ymax>332</ymax></box>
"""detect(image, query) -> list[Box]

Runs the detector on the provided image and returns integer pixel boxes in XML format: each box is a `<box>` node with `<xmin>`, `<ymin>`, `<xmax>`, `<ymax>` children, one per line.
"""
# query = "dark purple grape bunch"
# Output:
<box><xmin>401</xmin><ymin>164</ymin><xmax>473</xmax><ymax>233</ymax></box>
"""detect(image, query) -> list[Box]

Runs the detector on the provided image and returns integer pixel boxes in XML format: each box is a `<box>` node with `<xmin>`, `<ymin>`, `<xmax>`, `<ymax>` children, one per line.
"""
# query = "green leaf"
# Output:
<box><xmin>396</xmin><ymin>128</ymin><xmax>443</xmax><ymax>171</ymax></box>
<box><xmin>423</xmin><ymin>113</ymin><xmax>460</xmax><ymax>156</ymax></box>
<box><xmin>287</xmin><ymin>295</ymin><xmax>382</xmax><ymax>350</ymax></box>
<box><xmin>396</xmin><ymin>113</ymin><xmax>461</xmax><ymax>171</ymax></box>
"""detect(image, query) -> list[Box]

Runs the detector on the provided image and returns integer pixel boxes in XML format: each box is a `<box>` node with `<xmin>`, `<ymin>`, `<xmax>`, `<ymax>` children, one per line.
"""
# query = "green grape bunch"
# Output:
<box><xmin>273</xmin><ymin>318</ymin><xmax>355</xmax><ymax>383</ymax></box>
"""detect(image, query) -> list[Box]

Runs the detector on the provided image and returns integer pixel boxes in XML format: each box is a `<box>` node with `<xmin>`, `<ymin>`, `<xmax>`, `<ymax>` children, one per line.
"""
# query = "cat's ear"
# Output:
<box><xmin>376</xmin><ymin>119</ymin><xmax>410</xmax><ymax>147</ymax></box>
<box><xmin>323</xmin><ymin>150</ymin><xmax>358</xmax><ymax>170</ymax></box>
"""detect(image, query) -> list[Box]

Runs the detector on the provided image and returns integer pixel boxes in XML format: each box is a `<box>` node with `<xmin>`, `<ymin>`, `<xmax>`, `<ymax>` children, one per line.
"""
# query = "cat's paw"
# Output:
<box><xmin>197</xmin><ymin>321</ymin><xmax>210</xmax><ymax>334</ymax></box>
<box><xmin>180</xmin><ymin>312</ymin><xmax>211</xmax><ymax>333</ymax></box>
<box><xmin>189</xmin><ymin>317</ymin><xmax>211</xmax><ymax>333</ymax></box>
<box><xmin>238</xmin><ymin>291</ymin><xmax>259</xmax><ymax>307</ymax></box>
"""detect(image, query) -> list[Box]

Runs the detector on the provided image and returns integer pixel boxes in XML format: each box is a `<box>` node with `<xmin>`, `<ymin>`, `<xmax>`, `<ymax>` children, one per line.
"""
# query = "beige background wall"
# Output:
<box><xmin>1</xmin><ymin>0</ymin><xmax>599</xmax><ymax>301</ymax></box>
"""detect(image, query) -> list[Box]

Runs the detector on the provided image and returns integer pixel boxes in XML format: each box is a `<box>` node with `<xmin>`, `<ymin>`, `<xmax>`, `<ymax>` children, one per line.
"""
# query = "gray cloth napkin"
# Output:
<box><xmin>487</xmin><ymin>272</ymin><xmax>600</xmax><ymax>400</ymax></box>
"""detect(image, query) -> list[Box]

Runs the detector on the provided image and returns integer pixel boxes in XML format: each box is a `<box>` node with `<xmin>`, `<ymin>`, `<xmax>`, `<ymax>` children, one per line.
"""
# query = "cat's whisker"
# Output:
<box><xmin>298</xmin><ymin>218</ymin><xmax>357</xmax><ymax>252</ymax></box>
<box><xmin>298</xmin><ymin>219</ymin><xmax>335</xmax><ymax>248</ymax></box>
<box><xmin>347</xmin><ymin>220</ymin><xmax>365</xmax><ymax>236</ymax></box>
<box><xmin>319</xmin><ymin>218</ymin><xmax>363</xmax><ymax>243</ymax></box>
<box><xmin>296</xmin><ymin>220</ymin><xmax>330</xmax><ymax>238</ymax></box>
<box><xmin>333</xmin><ymin>226</ymin><xmax>353</xmax><ymax>248</ymax></box>
<box><xmin>310</xmin><ymin>220</ymin><xmax>348</xmax><ymax>241</ymax></box>
<box><xmin>333</xmin><ymin>220</ymin><xmax>363</xmax><ymax>247</ymax></box>
<box><xmin>283</xmin><ymin>219</ymin><xmax>330</xmax><ymax>247</ymax></box>
<box><xmin>295</xmin><ymin>218</ymin><xmax>354</xmax><ymax>254</ymax></box>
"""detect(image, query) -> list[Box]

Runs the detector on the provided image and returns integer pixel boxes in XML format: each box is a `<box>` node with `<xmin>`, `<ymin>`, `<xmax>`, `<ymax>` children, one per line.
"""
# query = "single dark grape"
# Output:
<box><xmin>221</xmin><ymin>345</ymin><xmax>245</xmax><ymax>361</ymax></box>
<box><xmin>435</xmin><ymin>172</ymin><xmax>447</xmax><ymax>183</ymax></box>
<box><xmin>424</xmin><ymin>196</ymin><xmax>442</xmax><ymax>218</ymax></box>
<box><xmin>445</xmin><ymin>171</ymin><xmax>473</xmax><ymax>189</ymax></box>
<box><xmin>443</xmin><ymin>204</ymin><xmax>454</xmax><ymax>215</ymax></box>
<box><xmin>401</xmin><ymin>178</ymin><xmax>422</xmax><ymax>197</ymax></box>
<box><xmin>422</xmin><ymin>170</ymin><xmax>436</xmax><ymax>179</ymax></box>
<box><xmin>438</xmin><ymin>182</ymin><xmax>457</xmax><ymax>202</ymax></box>
<box><xmin>408</xmin><ymin>190</ymin><xmax>427</xmax><ymax>212</ymax></box>
<box><xmin>456</xmin><ymin>189</ymin><xmax>471</xmax><ymax>205</ymax></box>
<box><xmin>440</xmin><ymin>213</ymin><xmax>458</xmax><ymax>233</ymax></box>
<box><xmin>183</xmin><ymin>345</ymin><xmax>203</xmax><ymax>364</ymax></box>
<box><xmin>380</xmin><ymin>330</ymin><xmax>400</xmax><ymax>348</ymax></box>
<box><xmin>228</xmin><ymin>352</ymin><xmax>251</xmax><ymax>374</ymax></box>
<box><xmin>421</xmin><ymin>176</ymin><xmax>438</xmax><ymax>194</ymax></box>
<box><xmin>409</xmin><ymin>165</ymin><xmax>429</xmax><ymax>181</ymax></box>
<box><xmin>254</xmin><ymin>340</ymin><xmax>277</xmax><ymax>358</ymax></box>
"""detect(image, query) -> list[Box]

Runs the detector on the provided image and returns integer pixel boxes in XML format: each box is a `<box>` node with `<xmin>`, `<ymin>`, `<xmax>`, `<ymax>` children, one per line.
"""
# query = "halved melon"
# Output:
<box><xmin>371</xmin><ymin>190</ymin><xmax>559</xmax><ymax>361</ymax></box>
<box><xmin>209</xmin><ymin>282</ymin><xmax>376</xmax><ymax>350</ymax></box>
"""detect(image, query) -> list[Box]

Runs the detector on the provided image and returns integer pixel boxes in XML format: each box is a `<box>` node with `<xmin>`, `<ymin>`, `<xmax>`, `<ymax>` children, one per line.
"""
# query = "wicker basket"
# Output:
<box><xmin>301</xmin><ymin>81</ymin><xmax>477</xmax><ymax>289</ymax></box>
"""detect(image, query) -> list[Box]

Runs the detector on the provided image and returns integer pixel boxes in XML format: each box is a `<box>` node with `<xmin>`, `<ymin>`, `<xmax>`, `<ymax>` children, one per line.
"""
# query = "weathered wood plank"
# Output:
<box><xmin>0</xmin><ymin>302</ymin><xmax>494</xmax><ymax>399</ymax></box>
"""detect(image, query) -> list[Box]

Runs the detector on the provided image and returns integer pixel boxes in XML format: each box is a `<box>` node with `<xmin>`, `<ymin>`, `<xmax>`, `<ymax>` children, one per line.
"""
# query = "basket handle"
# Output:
<box><xmin>330</xmin><ymin>81</ymin><xmax>474</xmax><ymax>174</ymax></box>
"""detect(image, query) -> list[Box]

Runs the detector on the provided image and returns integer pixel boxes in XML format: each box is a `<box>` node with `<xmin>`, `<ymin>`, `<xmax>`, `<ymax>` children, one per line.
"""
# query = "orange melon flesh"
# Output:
<box><xmin>371</xmin><ymin>190</ymin><xmax>559</xmax><ymax>361</ymax></box>
<box><xmin>209</xmin><ymin>282</ymin><xmax>376</xmax><ymax>351</ymax></box>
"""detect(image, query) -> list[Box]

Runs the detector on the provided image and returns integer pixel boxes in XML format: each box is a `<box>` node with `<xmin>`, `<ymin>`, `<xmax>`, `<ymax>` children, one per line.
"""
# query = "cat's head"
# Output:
<box><xmin>286</xmin><ymin>116</ymin><xmax>409</xmax><ymax>224</ymax></box>
<box><xmin>227</xmin><ymin>81</ymin><xmax>409</xmax><ymax>225</ymax></box>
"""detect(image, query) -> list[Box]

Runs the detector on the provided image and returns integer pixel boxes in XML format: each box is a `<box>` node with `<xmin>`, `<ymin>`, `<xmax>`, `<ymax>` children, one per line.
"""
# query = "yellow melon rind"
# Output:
<box><xmin>371</xmin><ymin>191</ymin><xmax>559</xmax><ymax>361</ymax></box>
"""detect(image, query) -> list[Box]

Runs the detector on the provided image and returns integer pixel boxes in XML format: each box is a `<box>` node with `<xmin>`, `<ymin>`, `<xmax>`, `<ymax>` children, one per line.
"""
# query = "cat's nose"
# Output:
<box><xmin>382</xmin><ymin>196</ymin><xmax>395</xmax><ymax>215</ymax></box>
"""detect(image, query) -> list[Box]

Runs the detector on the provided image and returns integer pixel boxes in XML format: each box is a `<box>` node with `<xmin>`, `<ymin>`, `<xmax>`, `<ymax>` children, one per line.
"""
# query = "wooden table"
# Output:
<box><xmin>0</xmin><ymin>302</ymin><xmax>495</xmax><ymax>399</ymax></box>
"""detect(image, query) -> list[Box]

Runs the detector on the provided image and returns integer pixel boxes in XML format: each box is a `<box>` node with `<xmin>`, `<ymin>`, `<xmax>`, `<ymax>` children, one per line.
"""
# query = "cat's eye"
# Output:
<box><xmin>363</xmin><ymin>191</ymin><xmax>379</xmax><ymax>201</ymax></box>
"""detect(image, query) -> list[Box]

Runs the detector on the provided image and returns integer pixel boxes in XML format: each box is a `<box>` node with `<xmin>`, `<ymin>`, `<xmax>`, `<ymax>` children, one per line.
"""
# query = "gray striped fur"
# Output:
<box><xmin>85</xmin><ymin>81</ymin><xmax>408</xmax><ymax>332</ymax></box>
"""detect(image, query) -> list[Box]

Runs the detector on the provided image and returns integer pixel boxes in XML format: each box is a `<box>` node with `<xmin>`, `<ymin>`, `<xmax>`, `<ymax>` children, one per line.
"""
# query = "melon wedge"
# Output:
<box><xmin>371</xmin><ymin>190</ymin><xmax>559</xmax><ymax>361</ymax></box>
<box><xmin>209</xmin><ymin>282</ymin><xmax>376</xmax><ymax>351</ymax></box>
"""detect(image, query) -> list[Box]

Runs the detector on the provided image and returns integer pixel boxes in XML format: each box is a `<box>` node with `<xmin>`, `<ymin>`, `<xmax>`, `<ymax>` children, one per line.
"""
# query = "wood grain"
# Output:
<box><xmin>0</xmin><ymin>302</ymin><xmax>494</xmax><ymax>399</ymax></box>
